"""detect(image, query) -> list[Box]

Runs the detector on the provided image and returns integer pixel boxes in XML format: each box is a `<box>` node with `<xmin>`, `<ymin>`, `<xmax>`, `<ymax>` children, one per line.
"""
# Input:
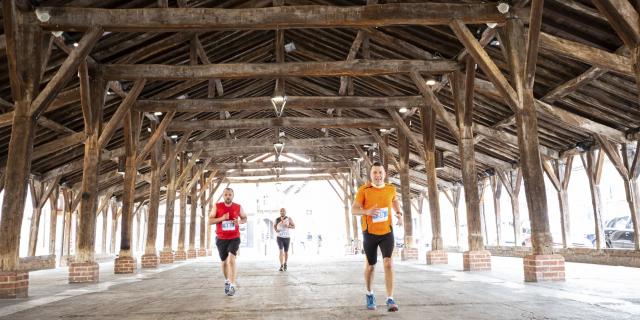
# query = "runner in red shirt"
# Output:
<box><xmin>209</xmin><ymin>187</ymin><xmax>247</xmax><ymax>296</ymax></box>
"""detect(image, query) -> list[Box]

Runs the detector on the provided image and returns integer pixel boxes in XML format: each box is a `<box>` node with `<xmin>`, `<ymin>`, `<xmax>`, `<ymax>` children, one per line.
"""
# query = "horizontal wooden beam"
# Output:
<box><xmin>100</xmin><ymin>59</ymin><xmax>458</xmax><ymax>81</ymax></box>
<box><xmin>168</xmin><ymin>117</ymin><xmax>396</xmax><ymax>131</ymax></box>
<box><xmin>226</xmin><ymin>175</ymin><xmax>337</xmax><ymax>184</ymax></box>
<box><xmin>217</xmin><ymin>168</ymin><xmax>349</xmax><ymax>178</ymax></box>
<box><xmin>199</xmin><ymin>147</ymin><xmax>359</xmax><ymax>158</ymax></box>
<box><xmin>135</xmin><ymin>95</ymin><xmax>427</xmax><ymax>113</ymax></box>
<box><xmin>207</xmin><ymin>161</ymin><xmax>349</xmax><ymax>170</ymax></box>
<box><xmin>186</xmin><ymin>135</ymin><xmax>376</xmax><ymax>151</ymax></box>
<box><xmin>34</xmin><ymin>4</ymin><xmax>525</xmax><ymax>32</ymax></box>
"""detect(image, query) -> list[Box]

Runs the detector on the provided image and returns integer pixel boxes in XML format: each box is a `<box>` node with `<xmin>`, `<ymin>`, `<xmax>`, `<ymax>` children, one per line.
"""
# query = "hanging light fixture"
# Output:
<box><xmin>273</xmin><ymin>131</ymin><xmax>285</xmax><ymax>158</ymax></box>
<box><xmin>497</xmin><ymin>0</ymin><xmax>510</xmax><ymax>14</ymax></box>
<box><xmin>271</xmin><ymin>95</ymin><xmax>287</xmax><ymax>117</ymax></box>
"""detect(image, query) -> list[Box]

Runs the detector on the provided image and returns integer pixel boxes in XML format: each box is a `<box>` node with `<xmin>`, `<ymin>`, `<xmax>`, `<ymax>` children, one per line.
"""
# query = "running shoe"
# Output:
<box><xmin>366</xmin><ymin>293</ymin><xmax>376</xmax><ymax>310</ymax></box>
<box><xmin>227</xmin><ymin>285</ymin><xmax>236</xmax><ymax>296</ymax></box>
<box><xmin>278</xmin><ymin>265</ymin><xmax>284</xmax><ymax>272</ymax></box>
<box><xmin>386</xmin><ymin>298</ymin><xmax>398</xmax><ymax>312</ymax></box>
<box><xmin>283</xmin><ymin>263</ymin><xmax>287</xmax><ymax>271</ymax></box>
<box><xmin>224</xmin><ymin>282</ymin><xmax>230</xmax><ymax>295</ymax></box>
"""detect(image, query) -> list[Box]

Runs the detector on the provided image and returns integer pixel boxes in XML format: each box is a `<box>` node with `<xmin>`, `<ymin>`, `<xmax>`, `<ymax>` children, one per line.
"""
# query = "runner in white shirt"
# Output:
<box><xmin>274</xmin><ymin>208</ymin><xmax>296</xmax><ymax>271</ymax></box>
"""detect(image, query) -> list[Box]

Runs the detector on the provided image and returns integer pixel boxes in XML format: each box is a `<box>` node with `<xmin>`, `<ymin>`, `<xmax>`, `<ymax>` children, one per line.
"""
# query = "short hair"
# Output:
<box><xmin>223</xmin><ymin>187</ymin><xmax>234</xmax><ymax>193</ymax></box>
<box><xmin>371</xmin><ymin>161</ymin><xmax>383</xmax><ymax>167</ymax></box>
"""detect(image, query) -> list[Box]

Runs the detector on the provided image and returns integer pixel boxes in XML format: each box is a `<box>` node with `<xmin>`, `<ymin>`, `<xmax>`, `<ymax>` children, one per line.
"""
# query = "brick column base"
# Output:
<box><xmin>0</xmin><ymin>271</ymin><xmax>28</xmax><ymax>299</ymax></box>
<box><xmin>114</xmin><ymin>256</ymin><xmax>137</xmax><ymax>274</ymax></box>
<box><xmin>206</xmin><ymin>249</ymin><xmax>213</xmax><ymax>256</ymax></box>
<box><xmin>141</xmin><ymin>254</ymin><xmax>159</xmax><ymax>268</ymax></box>
<box><xmin>174</xmin><ymin>250</ymin><xmax>187</xmax><ymax>261</ymax></box>
<box><xmin>463</xmin><ymin>250</ymin><xmax>492</xmax><ymax>271</ymax></box>
<box><xmin>426</xmin><ymin>250</ymin><xmax>449</xmax><ymax>265</ymax></box>
<box><xmin>197</xmin><ymin>248</ymin><xmax>206</xmax><ymax>257</ymax></box>
<box><xmin>524</xmin><ymin>254</ymin><xmax>565</xmax><ymax>282</ymax></box>
<box><xmin>187</xmin><ymin>249</ymin><xmax>197</xmax><ymax>259</ymax></box>
<box><xmin>69</xmin><ymin>262</ymin><xmax>99</xmax><ymax>283</ymax></box>
<box><xmin>401</xmin><ymin>247</ymin><xmax>419</xmax><ymax>261</ymax></box>
<box><xmin>159</xmin><ymin>251</ymin><xmax>174</xmax><ymax>264</ymax></box>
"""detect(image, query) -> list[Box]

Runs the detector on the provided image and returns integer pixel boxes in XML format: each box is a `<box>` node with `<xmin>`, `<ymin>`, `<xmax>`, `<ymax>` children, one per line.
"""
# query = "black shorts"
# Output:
<box><xmin>363</xmin><ymin>232</ymin><xmax>395</xmax><ymax>266</ymax></box>
<box><xmin>216</xmin><ymin>237</ymin><xmax>240</xmax><ymax>261</ymax></box>
<box><xmin>277</xmin><ymin>237</ymin><xmax>291</xmax><ymax>252</ymax></box>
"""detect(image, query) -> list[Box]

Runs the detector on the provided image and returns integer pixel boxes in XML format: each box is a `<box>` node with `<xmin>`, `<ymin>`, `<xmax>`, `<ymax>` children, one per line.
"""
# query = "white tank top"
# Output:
<box><xmin>278</xmin><ymin>217</ymin><xmax>291</xmax><ymax>238</ymax></box>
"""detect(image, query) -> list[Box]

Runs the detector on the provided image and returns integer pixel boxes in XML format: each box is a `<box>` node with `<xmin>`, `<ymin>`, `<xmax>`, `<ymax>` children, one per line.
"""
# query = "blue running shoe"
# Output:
<box><xmin>386</xmin><ymin>298</ymin><xmax>398</xmax><ymax>312</ymax></box>
<box><xmin>366</xmin><ymin>293</ymin><xmax>376</xmax><ymax>310</ymax></box>
<box><xmin>224</xmin><ymin>282</ymin><xmax>230</xmax><ymax>295</ymax></box>
<box><xmin>227</xmin><ymin>285</ymin><xmax>236</xmax><ymax>296</ymax></box>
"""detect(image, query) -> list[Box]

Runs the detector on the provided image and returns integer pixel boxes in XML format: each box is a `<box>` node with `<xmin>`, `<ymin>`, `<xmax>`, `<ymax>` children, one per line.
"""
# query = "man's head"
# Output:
<box><xmin>222</xmin><ymin>188</ymin><xmax>234</xmax><ymax>205</ymax></box>
<box><xmin>370</xmin><ymin>162</ymin><xmax>386</xmax><ymax>186</ymax></box>
<box><xmin>279</xmin><ymin>208</ymin><xmax>286</xmax><ymax>217</ymax></box>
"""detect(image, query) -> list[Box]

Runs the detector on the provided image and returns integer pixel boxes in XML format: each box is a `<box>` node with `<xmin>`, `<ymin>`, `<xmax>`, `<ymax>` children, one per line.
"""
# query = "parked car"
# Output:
<box><xmin>604</xmin><ymin>216</ymin><xmax>630</xmax><ymax>248</ymax></box>
<box><xmin>607</xmin><ymin>218</ymin><xmax>635</xmax><ymax>249</ymax></box>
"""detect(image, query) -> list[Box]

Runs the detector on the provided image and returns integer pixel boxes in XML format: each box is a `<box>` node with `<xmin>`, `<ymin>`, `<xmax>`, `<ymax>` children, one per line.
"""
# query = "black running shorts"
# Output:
<box><xmin>216</xmin><ymin>237</ymin><xmax>240</xmax><ymax>261</ymax></box>
<box><xmin>276</xmin><ymin>237</ymin><xmax>291</xmax><ymax>252</ymax></box>
<box><xmin>362</xmin><ymin>232</ymin><xmax>395</xmax><ymax>265</ymax></box>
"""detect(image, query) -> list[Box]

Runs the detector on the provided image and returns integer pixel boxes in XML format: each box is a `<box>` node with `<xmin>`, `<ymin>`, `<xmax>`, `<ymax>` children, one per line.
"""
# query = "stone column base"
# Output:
<box><xmin>197</xmin><ymin>248</ymin><xmax>206</xmax><ymax>257</ymax></box>
<box><xmin>426</xmin><ymin>250</ymin><xmax>449</xmax><ymax>265</ymax></box>
<box><xmin>524</xmin><ymin>254</ymin><xmax>565</xmax><ymax>282</ymax></box>
<box><xmin>401</xmin><ymin>247</ymin><xmax>419</xmax><ymax>261</ymax></box>
<box><xmin>187</xmin><ymin>249</ymin><xmax>197</xmax><ymax>259</ymax></box>
<box><xmin>159</xmin><ymin>251</ymin><xmax>174</xmax><ymax>264</ymax></box>
<box><xmin>69</xmin><ymin>262</ymin><xmax>99</xmax><ymax>283</ymax></box>
<box><xmin>141</xmin><ymin>254</ymin><xmax>159</xmax><ymax>268</ymax></box>
<box><xmin>114</xmin><ymin>256</ymin><xmax>137</xmax><ymax>274</ymax></box>
<box><xmin>463</xmin><ymin>250</ymin><xmax>492</xmax><ymax>271</ymax></box>
<box><xmin>0</xmin><ymin>271</ymin><xmax>28</xmax><ymax>299</ymax></box>
<box><xmin>174</xmin><ymin>250</ymin><xmax>187</xmax><ymax>261</ymax></box>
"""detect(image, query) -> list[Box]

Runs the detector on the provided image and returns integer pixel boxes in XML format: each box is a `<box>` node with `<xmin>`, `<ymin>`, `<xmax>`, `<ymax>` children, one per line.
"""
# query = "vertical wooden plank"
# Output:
<box><xmin>581</xmin><ymin>150</ymin><xmax>606</xmax><ymax>249</ymax></box>
<box><xmin>189</xmin><ymin>166</ymin><xmax>198</xmax><ymax>253</ymax></box>
<box><xmin>119</xmin><ymin>111</ymin><xmax>141</xmax><ymax>257</ymax></box>
<box><xmin>490</xmin><ymin>176</ymin><xmax>502</xmax><ymax>245</ymax></box>
<box><xmin>177</xmin><ymin>154</ymin><xmax>187</xmax><ymax>253</ymax></box>
<box><xmin>163</xmin><ymin>144</ymin><xmax>178</xmax><ymax>253</ymax></box>
<box><xmin>48</xmin><ymin>186</ymin><xmax>60</xmax><ymax>255</ymax></box>
<box><xmin>397</xmin><ymin>123</ymin><xmax>414</xmax><ymax>246</ymax></box>
<box><xmin>145</xmin><ymin>122</ymin><xmax>162</xmax><ymax>255</ymax></box>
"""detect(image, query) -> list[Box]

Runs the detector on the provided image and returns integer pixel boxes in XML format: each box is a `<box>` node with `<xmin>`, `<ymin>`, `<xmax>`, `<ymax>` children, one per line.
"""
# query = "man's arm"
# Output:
<box><xmin>238</xmin><ymin>206</ymin><xmax>248</xmax><ymax>224</ymax></box>
<box><xmin>392</xmin><ymin>196</ymin><xmax>403</xmax><ymax>226</ymax></box>
<box><xmin>208</xmin><ymin>205</ymin><xmax>218</xmax><ymax>225</ymax></box>
<box><xmin>288</xmin><ymin>218</ymin><xmax>295</xmax><ymax>229</ymax></box>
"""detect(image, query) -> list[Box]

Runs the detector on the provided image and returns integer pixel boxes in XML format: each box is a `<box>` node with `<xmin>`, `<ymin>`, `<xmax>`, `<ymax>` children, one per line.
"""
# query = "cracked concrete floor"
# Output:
<box><xmin>0</xmin><ymin>252</ymin><xmax>638</xmax><ymax>319</ymax></box>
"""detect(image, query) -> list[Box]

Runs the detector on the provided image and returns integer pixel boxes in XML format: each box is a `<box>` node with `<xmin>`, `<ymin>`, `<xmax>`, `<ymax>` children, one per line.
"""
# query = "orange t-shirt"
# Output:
<box><xmin>354</xmin><ymin>183</ymin><xmax>396</xmax><ymax>236</ymax></box>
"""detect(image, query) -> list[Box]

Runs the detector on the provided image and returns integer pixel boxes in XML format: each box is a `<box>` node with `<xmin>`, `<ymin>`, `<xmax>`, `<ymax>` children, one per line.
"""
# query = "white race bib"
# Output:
<box><xmin>279</xmin><ymin>229</ymin><xmax>290</xmax><ymax>238</ymax></box>
<box><xmin>221</xmin><ymin>220</ymin><xmax>235</xmax><ymax>231</ymax></box>
<box><xmin>372</xmin><ymin>208</ymin><xmax>389</xmax><ymax>223</ymax></box>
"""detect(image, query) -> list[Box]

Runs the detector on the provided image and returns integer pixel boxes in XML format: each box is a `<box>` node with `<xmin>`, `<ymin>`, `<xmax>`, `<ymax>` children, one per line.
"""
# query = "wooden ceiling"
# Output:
<box><xmin>0</xmin><ymin>0</ymin><xmax>638</xmax><ymax>201</ymax></box>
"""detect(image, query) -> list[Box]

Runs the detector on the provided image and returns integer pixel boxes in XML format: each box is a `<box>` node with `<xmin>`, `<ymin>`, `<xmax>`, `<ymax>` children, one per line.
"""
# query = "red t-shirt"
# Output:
<box><xmin>215</xmin><ymin>202</ymin><xmax>241</xmax><ymax>240</ymax></box>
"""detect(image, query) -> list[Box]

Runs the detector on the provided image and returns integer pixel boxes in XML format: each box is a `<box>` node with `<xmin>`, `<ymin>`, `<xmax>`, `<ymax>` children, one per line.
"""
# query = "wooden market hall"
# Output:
<box><xmin>0</xmin><ymin>1</ymin><xmax>639</xmax><ymax>319</ymax></box>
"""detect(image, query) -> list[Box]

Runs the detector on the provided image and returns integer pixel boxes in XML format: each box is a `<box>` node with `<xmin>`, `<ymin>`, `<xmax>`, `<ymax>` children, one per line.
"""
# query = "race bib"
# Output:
<box><xmin>221</xmin><ymin>220</ymin><xmax>235</xmax><ymax>231</ymax></box>
<box><xmin>279</xmin><ymin>229</ymin><xmax>290</xmax><ymax>238</ymax></box>
<box><xmin>372</xmin><ymin>208</ymin><xmax>389</xmax><ymax>223</ymax></box>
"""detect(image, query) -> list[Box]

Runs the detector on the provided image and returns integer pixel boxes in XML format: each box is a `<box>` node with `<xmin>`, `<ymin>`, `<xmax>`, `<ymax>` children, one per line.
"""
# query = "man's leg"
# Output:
<box><xmin>383</xmin><ymin>257</ymin><xmax>394</xmax><ymax>297</ymax></box>
<box><xmin>364</xmin><ymin>262</ymin><xmax>375</xmax><ymax>291</ymax></box>
<box><xmin>221</xmin><ymin>260</ymin><xmax>229</xmax><ymax>280</ymax></box>
<box><xmin>279</xmin><ymin>249</ymin><xmax>284</xmax><ymax>266</ymax></box>
<box><xmin>228</xmin><ymin>253</ymin><xmax>237</xmax><ymax>283</ymax></box>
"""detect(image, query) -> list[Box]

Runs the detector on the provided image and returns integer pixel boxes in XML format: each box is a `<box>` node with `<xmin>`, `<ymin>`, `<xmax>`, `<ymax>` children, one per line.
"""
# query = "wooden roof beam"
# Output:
<box><xmin>99</xmin><ymin>59</ymin><xmax>458</xmax><ymax>81</ymax></box>
<box><xmin>33</xmin><ymin>3</ymin><xmax>527</xmax><ymax>32</ymax></box>
<box><xmin>168</xmin><ymin>117</ymin><xmax>396</xmax><ymax>131</ymax></box>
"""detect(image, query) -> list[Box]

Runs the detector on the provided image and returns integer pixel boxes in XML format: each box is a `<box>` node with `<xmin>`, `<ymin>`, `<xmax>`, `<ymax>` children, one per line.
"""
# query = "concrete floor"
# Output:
<box><xmin>0</xmin><ymin>251</ymin><xmax>639</xmax><ymax>319</ymax></box>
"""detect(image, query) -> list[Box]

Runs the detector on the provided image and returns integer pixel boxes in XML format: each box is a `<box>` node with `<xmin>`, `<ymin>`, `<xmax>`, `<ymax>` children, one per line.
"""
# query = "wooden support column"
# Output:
<box><xmin>498</xmin><ymin>169</ymin><xmax>523</xmax><ymax>246</ymax></box>
<box><xmin>28</xmin><ymin>178</ymin><xmax>58</xmax><ymax>256</ymax></box>
<box><xmin>198</xmin><ymin>172</ymin><xmax>207</xmax><ymax>257</ymax></box>
<box><xmin>398</xmin><ymin>124</ymin><xmax>417</xmax><ymax>261</ymax></box>
<box><xmin>490</xmin><ymin>176</ymin><xmax>503</xmax><ymax>246</ymax></box>
<box><xmin>597</xmin><ymin>136</ymin><xmax>640</xmax><ymax>250</ymax></box>
<box><xmin>115</xmin><ymin>110</ymin><xmax>141</xmax><ymax>274</ymax></box>
<box><xmin>161</xmin><ymin>143</ymin><xmax>178</xmax><ymax>263</ymax></box>
<box><xmin>60</xmin><ymin>188</ymin><xmax>74</xmax><ymax>266</ymax></box>
<box><xmin>382</xmin><ymin>134</ymin><xmax>390</xmax><ymax>183</ymax></box>
<box><xmin>110</xmin><ymin>201</ymin><xmax>120</xmax><ymax>255</ymax></box>
<box><xmin>48</xmin><ymin>187</ymin><xmax>60</xmax><ymax>255</ymax></box>
<box><xmin>451</xmin><ymin>62</ymin><xmax>490</xmax><ymax>271</ymax></box>
<box><xmin>421</xmin><ymin>103</ymin><xmax>448</xmax><ymax>264</ymax></box>
<box><xmin>348</xmin><ymin>172</ymin><xmax>359</xmax><ymax>249</ymax></box>
<box><xmin>543</xmin><ymin>157</ymin><xmax>574</xmax><ymax>248</ymax></box>
<box><xmin>187</xmin><ymin>166</ymin><xmax>198</xmax><ymax>259</ymax></box>
<box><xmin>0</xmin><ymin>6</ymin><xmax>47</xmax><ymax>293</ymax></box>
<box><xmin>142</xmin><ymin>122</ymin><xmax>162</xmax><ymax>268</ymax></box>
<box><xmin>444</xmin><ymin>186</ymin><xmax>462</xmax><ymax>248</ymax></box>
<box><xmin>341</xmin><ymin>178</ymin><xmax>353</xmax><ymax>250</ymax></box>
<box><xmin>70</xmin><ymin>62</ymin><xmax>106</xmax><ymax>283</ymax></box>
<box><xmin>581</xmin><ymin>149</ymin><xmax>606</xmax><ymax>249</ymax></box>
<box><xmin>205</xmin><ymin>182</ymin><xmax>214</xmax><ymax>256</ymax></box>
<box><xmin>100</xmin><ymin>197</ymin><xmax>109</xmax><ymax>254</ymax></box>
<box><xmin>175</xmin><ymin>154</ymin><xmax>188</xmax><ymax>261</ymax></box>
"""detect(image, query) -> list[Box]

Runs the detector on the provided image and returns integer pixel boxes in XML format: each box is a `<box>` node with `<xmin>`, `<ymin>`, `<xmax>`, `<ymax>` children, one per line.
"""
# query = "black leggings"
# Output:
<box><xmin>362</xmin><ymin>232</ymin><xmax>395</xmax><ymax>265</ymax></box>
<box><xmin>277</xmin><ymin>237</ymin><xmax>290</xmax><ymax>252</ymax></box>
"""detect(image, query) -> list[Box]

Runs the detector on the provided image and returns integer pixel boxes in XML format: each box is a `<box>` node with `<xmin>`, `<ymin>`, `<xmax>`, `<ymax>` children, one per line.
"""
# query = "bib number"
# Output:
<box><xmin>221</xmin><ymin>220</ymin><xmax>235</xmax><ymax>231</ymax></box>
<box><xmin>279</xmin><ymin>229</ymin><xmax>290</xmax><ymax>238</ymax></box>
<box><xmin>372</xmin><ymin>208</ymin><xmax>389</xmax><ymax>223</ymax></box>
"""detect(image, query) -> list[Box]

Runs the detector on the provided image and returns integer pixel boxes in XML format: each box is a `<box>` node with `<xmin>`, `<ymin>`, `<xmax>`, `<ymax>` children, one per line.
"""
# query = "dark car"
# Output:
<box><xmin>607</xmin><ymin>218</ymin><xmax>635</xmax><ymax>249</ymax></box>
<box><xmin>605</xmin><ymin>216</ymin><xmax>631</xmax><ymax>248</ymax></box>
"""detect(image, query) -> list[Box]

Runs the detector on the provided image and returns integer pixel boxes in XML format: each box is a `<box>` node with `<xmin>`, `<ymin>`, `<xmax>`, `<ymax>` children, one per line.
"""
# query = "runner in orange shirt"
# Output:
<box><xmin>352</xmin><ymin>162</ymin><xmax>402</xmax><ymax>312</ymax></box>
